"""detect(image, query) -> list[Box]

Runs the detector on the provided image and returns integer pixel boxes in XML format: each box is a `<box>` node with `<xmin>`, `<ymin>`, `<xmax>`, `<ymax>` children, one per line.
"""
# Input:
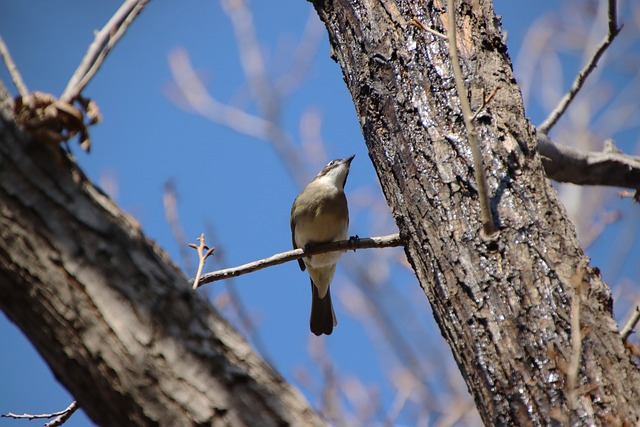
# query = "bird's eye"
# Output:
<box><xmin>328</xmin><ymin>160</ymin><xmax>337</xmax><ymax>167</ymax></box>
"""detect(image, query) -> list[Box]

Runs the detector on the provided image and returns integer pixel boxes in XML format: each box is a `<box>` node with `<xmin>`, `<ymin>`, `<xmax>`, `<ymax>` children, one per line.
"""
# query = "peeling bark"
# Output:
<box><xmin>310</xmin><ymin>0</ymin><xmax>640</xmax><ymax>424</ymax></box>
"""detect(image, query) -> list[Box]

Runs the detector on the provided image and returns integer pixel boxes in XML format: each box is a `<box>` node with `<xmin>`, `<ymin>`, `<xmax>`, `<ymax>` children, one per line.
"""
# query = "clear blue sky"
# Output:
<box><xmin>1</xmin><ymin>1</ymin><xmax>638</xmax><ymax>425</ymax></box>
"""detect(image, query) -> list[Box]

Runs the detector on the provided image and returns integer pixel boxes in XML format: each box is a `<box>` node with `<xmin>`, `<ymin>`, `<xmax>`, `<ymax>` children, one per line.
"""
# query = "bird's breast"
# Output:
<box><xmin>293</xmin><ymin>183</ymin><xmax>349</xmax><ymax>267</ymax></box>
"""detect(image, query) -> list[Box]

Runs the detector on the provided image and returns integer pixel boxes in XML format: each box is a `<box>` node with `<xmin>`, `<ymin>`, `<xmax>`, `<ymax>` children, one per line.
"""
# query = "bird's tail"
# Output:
<box><xmin>310</xmin><ymin>280</ymin><xmax>337</xmax><ymax>336</ymax></box>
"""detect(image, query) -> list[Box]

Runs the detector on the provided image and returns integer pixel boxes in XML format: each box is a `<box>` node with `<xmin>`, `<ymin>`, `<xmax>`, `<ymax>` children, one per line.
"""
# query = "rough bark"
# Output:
<box><xmin>310</xmin><ymin>0</ymin><xmax>640</xmax><ymax>425</ymax></box>
<box><xmin>0</xmin><ymin>112</ymin><xmax>325</xmax><ymax>426</ymax></box>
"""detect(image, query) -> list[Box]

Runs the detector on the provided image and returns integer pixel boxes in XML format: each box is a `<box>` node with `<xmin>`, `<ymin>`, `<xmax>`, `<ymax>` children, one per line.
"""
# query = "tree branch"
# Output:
<box><xmin>61</xmin><ymin>0</ymin><xmax>149</xmax><ymax>102</ymax></box>
<box><xmin>191</xmin><ymin>234</ymin><xmax>404</xmax><ymax>289</ymax></box>
<box><xmin>538</xmin><ymin>133</ymin><xmax>640</xmax><ymax>190</ymax></box>
<box><xmin>538</xmin><ymin>0</ymin><xmax>621</xmax><ymax>134</ymax></box>
<box><xmin>1</xmin><ymin>401</ymin><xmax>78</xmax><ymax>426</ymax></box>
<box><xmin>0</xmin><ymin>36</ymin><xmax>29</xmax><ymax>98</ymax></box>
<box><xmin>621</xmin><ymin>306</ymin><xmax>640</xmax><ymax>342</ymax></box>
<box><xmin>1</xmin><ymin>1</ymin><xmax>146</xmax><ymax>152</ymax></box>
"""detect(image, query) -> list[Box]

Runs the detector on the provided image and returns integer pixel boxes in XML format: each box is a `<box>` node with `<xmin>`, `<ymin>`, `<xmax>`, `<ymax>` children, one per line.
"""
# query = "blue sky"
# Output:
<box><xmin>1</xmin><ymin>1</ymin><xmax>639</xmax><ymax>425</ymax></box>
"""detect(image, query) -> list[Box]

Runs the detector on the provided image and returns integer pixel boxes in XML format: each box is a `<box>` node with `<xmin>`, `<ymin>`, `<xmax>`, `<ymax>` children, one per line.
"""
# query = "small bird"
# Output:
<box><xmin>291</xmin><ymin>155</ymin><xmax>355</xmax><ymax>336</ymax></box>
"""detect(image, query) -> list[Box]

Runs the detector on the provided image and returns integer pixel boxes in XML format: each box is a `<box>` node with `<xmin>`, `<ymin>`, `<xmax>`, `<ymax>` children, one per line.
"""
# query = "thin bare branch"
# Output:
<box><xmin>45</xmin><ymin>401</ymin><xmax>79</xmax><ymax>427</ymax></box>
<box><xmin>0</xmin><ymin>36</ymin><xmax>29</xmax><ymax>97</ymax></box>
<box><xmin>167</xmin><ymin>49</ymin><xmax>275</xmax><ymax>140</ymax></box>
<box><xmin>191</xmin><ymin>234</ymin><xmax>403</xmax><ymax>288</ymax></box>
<box><xmin>471</xmin><ymin>86</ymin><xmax>500</xmax><ymax>121</ymax></box>
<box><xmin>2</xmin><ymin>401</ymin><xmax>78</xmax><ymax>426</ymax></box>
<box><xmin>202</xmin><ymin>223</ymin><xmax>274</xmax><ymax>366</ymax></box>
<box><xmin>621</xmin><ymin>306</ymin><xmax>640</xmax><ymax>342</ymax></box>
<box><xmin>538</xmin><ymin>0</ymin><xmax>621</xmax><ymax>134</ymax></box>
<box><xmin>408</xmin><ymin>18</ymin><xmax>447</xmax><ymax>39</ymax></box>
<box><xmin>61</xmin><ymin>0</ymin><xmax>149</xmax><ymax>102</ymax></box>
<box><xmin>275</xmin><ymin>10</ymin><xmax>325</xmax><ymax>96</ymax></box>
<box><xmin>446</xmin><ymin>0</ymin><xmax>497</xmax><ymax>237</ymax></box>
<box><xmin>163</xmin><ymin>180</ymin><xmax>195</xmax><ymax>272</ymax></box>
<box><xmin>221</xmin><ymin>0</ymin><xmax>307</xmax><ymax>187</ymax></box>
<box><xmin>222</xmin><ymin>0</ymin><xmax>270</xmax><ymax>105</ymax></box>
<box><xmin>166</xmin><ymin>49</ymin><xmax>309</xmax><ymax>188</ymax></box>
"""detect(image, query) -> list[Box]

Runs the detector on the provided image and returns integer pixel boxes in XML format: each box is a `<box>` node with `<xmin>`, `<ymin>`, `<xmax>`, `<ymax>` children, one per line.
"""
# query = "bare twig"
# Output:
<box><xmin>538</xmin><ymin>0</ymin><xmax>621</xmax><ymax>134</ymax></box>
<box><xmin>0</xmin><ymin>36</ymin><xmax>29</xmax><ymax>97</ymax></box>
<box><xmin>471</xmin><ymin>86</ymin><xmax>500</xmax><ymax>121</ymax></box>
<box><xmin>191</xmin><ymin>234</ymin><xmax>403</xmax><ymax>288</ymax></box>
<box><xmin>446</xmin><ymin>0</ymin><xmax>497</xmax><ymax>237</ymax></box>
<box><xmin>220</xmin><ymin>0</ymin><xmax>307</xmax><ymax>187</ymax></box>
<box><xmin>203</xmin><ymin>223</ymin><xmax>274</xmax><ymax>366</ymax></box>
<box><xmin>163</xmin><ymin>180</ymin><xmax>194</xmax><ymax>272</ymax></box>
<box><xmin>3</xmin><ymin>1</ymin><xmax>145</xmax><ymax>151</ymax></box>
<box><xmin>189</xmin><ymin>234</ymin><xmax>215</xmax><ymax>290</ymax></box>
<box><xmin>166</xmin><ymin>178</ymin><xmax>272</xmax><ymax>362</ymax></box>
<box><xmin>61</xmin><ymin>0</ymin><xmax>149</xmax><ymax>102</ymax></box>
<box><xmin>222</xmin><ymin>0</ymin><xmax>271</xmax><ymax>107</ymax></box>
<box><xmin>166</xmin><ymin>49</ymin><xmax>308</xmax><ymax>187</ymax></box>
<box><xmin>408</xmin><ymin>18</ymin><xmax>447</xmax><ymax>39</ymax></box>
<box><xmin>168</xmin><ymin>0</ymin><xmax>312</xmax><ymax>188</ymax></box>
<box><xmin>274</xmin><ymin>10</ymin><xmax>325</xmax><ymax>97</ymax></box>
<box><xmin>167</xmin><ymin>50</ymin><xmax>278</xmax><ymax>141</ymax></box>
<box><xmin>308</xmin><ymin>338</ymin><xmax>342</xmax><ymax>421</ymax></box>
<box><xmin>618</xmin><ymin>190</ymin><xmax>640</xmax><ymax>202</ymax></box>
<box><xmin>621</xmin><ymin>306</ymin><xmax>640</xmax><ymax>342</ymax></box>
<box><xmin>2</xmin><ymin>401</ymin><xmax>79</xmax><ymax>426</ymax></box>
<box><xmin>45</xmin><ymin>401</ymin><xmax>79</xmax><ymax>427</ymax></box>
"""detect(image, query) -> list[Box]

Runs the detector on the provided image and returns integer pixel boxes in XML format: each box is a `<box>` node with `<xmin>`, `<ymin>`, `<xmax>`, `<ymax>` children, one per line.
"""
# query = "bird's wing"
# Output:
<box><xmin>291</xmin><ymin>197</ymin><xmax>306</xmax><ymax>271</ymax></box>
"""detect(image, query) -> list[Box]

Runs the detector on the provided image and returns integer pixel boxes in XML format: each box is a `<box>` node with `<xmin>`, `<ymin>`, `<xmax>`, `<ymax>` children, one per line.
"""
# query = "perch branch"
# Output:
<box><xmin>191</xmin><ymin>233</ymin><xmax>403</xmax><ymax>289</ymax></box>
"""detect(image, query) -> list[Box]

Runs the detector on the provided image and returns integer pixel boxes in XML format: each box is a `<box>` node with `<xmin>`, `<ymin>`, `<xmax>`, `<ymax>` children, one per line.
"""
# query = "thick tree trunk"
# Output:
<box><xmin>0</xmin><ymin>112</ymin><xmax>325</xmax><ymax>426</ymax></box>
<box><xmin>311</xmin><ymin>0</ymin><xmax>640</xmax><ymax>425</ymax></box>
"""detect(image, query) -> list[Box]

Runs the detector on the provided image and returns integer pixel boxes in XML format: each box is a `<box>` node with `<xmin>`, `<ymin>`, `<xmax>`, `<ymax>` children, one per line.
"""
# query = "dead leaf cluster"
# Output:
<box><xmin>13</xmin><ymin>91</ymin><xmax>101</xmax><ymax>151</ymax></box>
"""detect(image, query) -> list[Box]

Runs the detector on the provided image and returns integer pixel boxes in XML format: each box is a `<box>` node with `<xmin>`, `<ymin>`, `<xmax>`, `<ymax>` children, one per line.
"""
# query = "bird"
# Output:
<box><xmin>291</xmin><ymin>155</ymin><xmax>355</xmax><ymax>336</ymax></box>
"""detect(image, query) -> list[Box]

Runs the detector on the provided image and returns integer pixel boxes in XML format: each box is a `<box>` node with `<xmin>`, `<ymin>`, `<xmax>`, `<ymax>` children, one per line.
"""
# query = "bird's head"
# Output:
<box><xmin>314</xmin><ymin>154</ymin><xmax>355</xmax><ymax>190</ymax></box>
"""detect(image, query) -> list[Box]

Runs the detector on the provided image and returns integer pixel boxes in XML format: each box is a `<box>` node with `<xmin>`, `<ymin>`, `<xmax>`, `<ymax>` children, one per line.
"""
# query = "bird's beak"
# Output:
<box><xmin>344</xmin><ymin>154</ymin><xmax>355</xmax><ymax>165</ymax></box>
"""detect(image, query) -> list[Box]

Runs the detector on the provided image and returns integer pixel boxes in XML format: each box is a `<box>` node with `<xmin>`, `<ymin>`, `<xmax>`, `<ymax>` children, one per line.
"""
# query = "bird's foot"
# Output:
<box><xmin>349</xmin><ymin>235</ymin><xmax>360</xmax><ymax>251</ymax></box>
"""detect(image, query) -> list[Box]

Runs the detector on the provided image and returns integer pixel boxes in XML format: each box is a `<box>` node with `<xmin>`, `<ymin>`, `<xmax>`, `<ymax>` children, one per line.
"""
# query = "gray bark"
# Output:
<box><xmin>310</xmin><ymin>0</ymin><xmax>640</xmax><ymax>424</ymax></box>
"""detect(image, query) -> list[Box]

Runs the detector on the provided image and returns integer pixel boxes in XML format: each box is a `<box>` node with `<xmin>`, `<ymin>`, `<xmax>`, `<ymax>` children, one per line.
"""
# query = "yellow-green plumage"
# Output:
<box><xmin>291</xmin><ymin>156</ymin><xmax>353</xmax><ymax>336</ymax></box>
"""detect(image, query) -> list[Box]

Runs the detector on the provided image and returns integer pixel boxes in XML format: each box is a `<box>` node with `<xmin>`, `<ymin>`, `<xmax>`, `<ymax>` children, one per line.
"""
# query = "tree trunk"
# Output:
<box><xmin>0</xmin><ymin>112</ymin><xmax>326</xmax><ymax>426</ymax></box>
<box><xmin>310</xmin><ymin>0</ymin><xmax>640</xmax><ymax>425</ymax></box>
